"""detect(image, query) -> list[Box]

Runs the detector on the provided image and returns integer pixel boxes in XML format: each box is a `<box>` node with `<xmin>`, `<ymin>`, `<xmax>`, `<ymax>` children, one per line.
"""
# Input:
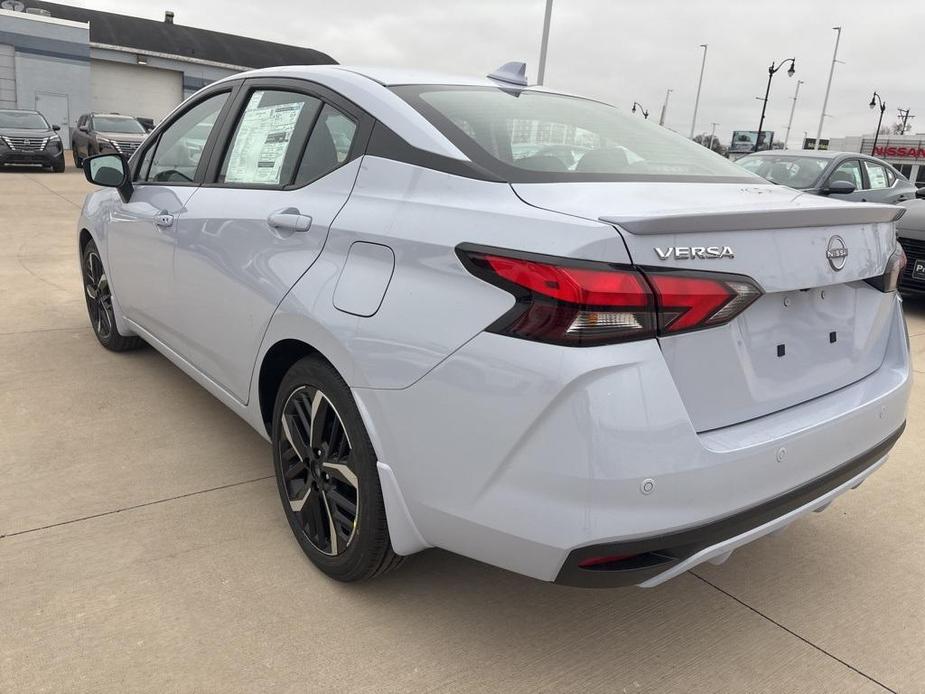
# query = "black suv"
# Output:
<box><xmin>0</xmin><ymin>109</ymin><xmax>65</xmax><ymax>172</ymax></box>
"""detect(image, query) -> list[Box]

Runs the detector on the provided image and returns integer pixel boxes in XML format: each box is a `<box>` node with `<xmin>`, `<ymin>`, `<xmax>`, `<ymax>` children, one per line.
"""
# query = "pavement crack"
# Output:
<box><xmin>690</xmin><ymin>572</ymin><xmax>898</xmax><ymax>693</ymax></box>
<box><xmin>0</xmin><ymin>475</ymin><xmax>273</xmax><ymax>540</ymax></box>
<box><xmin>24</xmin><ymin>173</ymin><xmax>84</xmax><ymax>209</ymax></box>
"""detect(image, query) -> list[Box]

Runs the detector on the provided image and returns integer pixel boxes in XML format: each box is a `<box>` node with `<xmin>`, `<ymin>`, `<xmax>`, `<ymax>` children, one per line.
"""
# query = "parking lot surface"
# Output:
<box><xmin>1</xmin><ymin>166</ymin><xmax>923</xmax><ymax>693</ymax></box>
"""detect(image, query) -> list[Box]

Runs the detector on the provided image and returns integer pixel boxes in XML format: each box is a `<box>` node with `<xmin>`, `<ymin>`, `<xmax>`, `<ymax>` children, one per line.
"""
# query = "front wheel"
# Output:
<box><xmin>73</xmin><ymin>149</ymin><xmax>83</xmax><ymax>168</ymax></box>
<box><xmin>81</xmin><ymin>240</ymin><xmax>143</xmax><ymax>351</ymax></box>
<box><xmin>272</xmin><ymin>356</ymin><xmax>402</xmax><ymax>582</ymax></box>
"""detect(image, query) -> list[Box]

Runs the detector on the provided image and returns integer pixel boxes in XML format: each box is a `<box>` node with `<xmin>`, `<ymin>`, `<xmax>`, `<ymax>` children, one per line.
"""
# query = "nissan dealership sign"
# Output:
<box><xmin>866</xmin><ymin>139</ymin><xmax>925</xmax><ymax>160</ymax></box>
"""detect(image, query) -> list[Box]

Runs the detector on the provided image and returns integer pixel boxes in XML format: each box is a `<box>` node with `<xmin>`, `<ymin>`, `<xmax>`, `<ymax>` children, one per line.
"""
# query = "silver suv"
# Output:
<box><xmin>77</xmin><ymin>65</ymin><xmax>911</xmax><ymax>587</ymax></box>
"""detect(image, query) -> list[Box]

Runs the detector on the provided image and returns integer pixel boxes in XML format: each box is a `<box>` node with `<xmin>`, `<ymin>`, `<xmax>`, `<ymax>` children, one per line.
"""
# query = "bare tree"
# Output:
<box><xmin>693</xmin><ymin>133</ymin><xmax>728</xmax><ymax>156</ymax></box>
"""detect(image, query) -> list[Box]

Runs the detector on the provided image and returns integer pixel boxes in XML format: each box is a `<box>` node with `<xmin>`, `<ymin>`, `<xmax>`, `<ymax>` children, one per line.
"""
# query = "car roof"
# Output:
<box><xmin>0</xmin><ymin>108</ymin><xmax>41</xmax><ymax>114</ymax></box>
<box><xmin>743</xmin><ymin>150</ymin><xmax>843</xmax><ymax>159</ymax></box>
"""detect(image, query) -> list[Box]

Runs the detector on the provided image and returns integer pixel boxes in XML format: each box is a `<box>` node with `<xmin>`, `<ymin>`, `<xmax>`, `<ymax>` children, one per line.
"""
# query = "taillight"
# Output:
<box><xmin>866</xmin><ymin>244</ymin><xmax>907</xmax><ymax>292</ymax></box>
<box><xmin>458</xmin><ymin>247</ymin><xmax>655</xmax><ymax>346</ymax></box>
<box><xmin>458</xmin><ymin>245</ymin><xmax>763</xmax><ymax>346</ymax></box>
<box><xmin>643</xmin><ymin>270</ymin><xmax>762</xmax><ymax>335</ymax></box>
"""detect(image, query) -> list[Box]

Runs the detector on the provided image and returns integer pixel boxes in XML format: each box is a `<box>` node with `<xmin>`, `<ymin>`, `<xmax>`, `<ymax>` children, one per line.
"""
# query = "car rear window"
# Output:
<box><xmin>392</xmin><ymin>85</ymin><xmax>759</xmax><ymax>184</ymax></box>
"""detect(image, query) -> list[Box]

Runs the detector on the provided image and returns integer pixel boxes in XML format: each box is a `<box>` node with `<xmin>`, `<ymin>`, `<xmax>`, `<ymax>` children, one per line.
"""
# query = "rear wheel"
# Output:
<box><xmin>81</xmin><ymin>240</ymin><xmax>143</xmax><ymax>352</ymax></box>
<box><xmin>272</xmin><ymin>356</ymin><xmax>402</xmax><ymax>582</ymax></box>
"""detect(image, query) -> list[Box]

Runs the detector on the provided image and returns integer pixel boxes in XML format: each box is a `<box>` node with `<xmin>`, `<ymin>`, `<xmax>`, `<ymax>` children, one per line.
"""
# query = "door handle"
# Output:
<box><xmin>154</xmin><ymin>213</ymin><xmax>174</xmax><ymax>227</ymax></box>
<box><xmin>268</xmin><ymin>208</ymin><xmax>312</xmax><ymax>232</ymax></box>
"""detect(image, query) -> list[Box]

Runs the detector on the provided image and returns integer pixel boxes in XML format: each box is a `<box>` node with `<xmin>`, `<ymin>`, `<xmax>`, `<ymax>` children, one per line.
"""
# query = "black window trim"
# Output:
<box><xmin>199</xmin><ymin>76</ymin><xmax>375</xmax><ymax>192</ymax></box>
<box><xmin>131</xmin><ymin>82</ymin><xmax>242</xmax><ymax>188</ymax></box>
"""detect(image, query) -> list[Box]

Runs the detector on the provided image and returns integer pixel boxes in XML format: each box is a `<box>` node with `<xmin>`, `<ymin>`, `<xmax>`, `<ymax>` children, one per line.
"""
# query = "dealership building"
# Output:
<box><xmin>825</xmin><ymin>133</ymin><xmax>925</xmax><ymax>190</ymax></box>
<box><xmin>0</xmin><ymin>1</ymin><xmax>335</xmax><ymax>148</ymax></box>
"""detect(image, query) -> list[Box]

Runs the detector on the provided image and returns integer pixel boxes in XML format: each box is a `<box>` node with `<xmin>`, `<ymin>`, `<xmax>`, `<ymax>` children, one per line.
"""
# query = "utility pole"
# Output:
<box><xmin>536</xmin><ymin>0</ymin><xmax>554</xmax><ymax>85</ymax></box>
<box><xmin>814</xmin><ymin>27</ymin><xmax>842</xmax><ymax>150</ymax></box>
<box><xmin>897</xmin><ymin>108</ymin><xmax>914</xmax><ymax>135</ymax></box>
<box><xmin>784</xmin><ymin>79</ymin><xmax>803</xmax><ymax>149</ymax></box>
<box><xmin>689</xmin><ymin>44</ymin><xmax>708</xmax><ymax>138</ymax></box>
<box><xmin>658</xmin><ymin>88</ymin><xmax>673</xmax><ymax>126</ymax></box>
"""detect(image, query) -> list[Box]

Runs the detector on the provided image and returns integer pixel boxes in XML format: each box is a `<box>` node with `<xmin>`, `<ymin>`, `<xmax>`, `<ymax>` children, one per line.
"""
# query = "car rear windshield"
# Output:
<box><xmin>0</xmin><ymin>110</ymin><xmax>49</xmax><ymax>129</ymax></box>
<box><xmin>737</xmin><ymin>154</ymin><xmax>829</xmax><ymax>188</ymax></box>
<box><xmin>93</xmin><ymin>116</ymin><xmax>146</xmax><ymax>134</ymax></box>
<box><xmin>392</xmin><ymin>85</ymin><xmax>760</xmax><ymax>184</ymax></box>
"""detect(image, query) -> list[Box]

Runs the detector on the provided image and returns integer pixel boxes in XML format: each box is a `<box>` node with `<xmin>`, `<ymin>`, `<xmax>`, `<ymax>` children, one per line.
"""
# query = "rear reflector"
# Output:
<box><xmin>458</xmin><ymin>245</ymin><xmax>763</xmax><ymax>346</ymax></box>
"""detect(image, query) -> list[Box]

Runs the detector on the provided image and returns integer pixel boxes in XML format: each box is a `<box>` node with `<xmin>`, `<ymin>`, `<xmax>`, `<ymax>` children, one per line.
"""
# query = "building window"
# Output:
<box><xmin>895</xmin><ymin>164</ymin><xmax>913</xmax><ymax>178</ymax></box>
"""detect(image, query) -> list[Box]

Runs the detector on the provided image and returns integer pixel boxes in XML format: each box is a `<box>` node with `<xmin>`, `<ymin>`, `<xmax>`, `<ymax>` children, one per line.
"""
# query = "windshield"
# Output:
<box><xmin>737</xmin><ymin>154</ymin><xmax>829</xmax><ymax>188</ymax></box>
<box><xmin>93</xmin><ymin>116</ymin><xmax>146</xmax><ymax>134</ymax></box>
<box><xmin>393</xmin><ymin>86</ymin><xmax>759</xmax><ymax>183</ymax></box>
<box><xmin>0</xmin><ymin>110</ymin><xmax>49</xmax><ymax>129</ymax></box>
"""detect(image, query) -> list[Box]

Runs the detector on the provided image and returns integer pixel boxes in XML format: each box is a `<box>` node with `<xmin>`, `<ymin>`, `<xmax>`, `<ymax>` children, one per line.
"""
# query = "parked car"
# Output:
<box><xmin>77</xmin><ymin>64</ymin><xmax>910</xmax><ymax>588</ymax></box>
<box><xmin>71</xmin><ymin>113</ymin><xmax>148</xmax><ymax>168</ymax></box>
<box><xmin>0</xmin><ymin>108</ymin><xmax>65</xmax><ymax>172</ymax></box>
<box><xmin>736</xmin><ymin>150</ymin><xmax>917</xmax><ymax>204</ymax></box>
<box><xmin>896</xmin><ymin>200</ymin><xmax>925</xmax><ymax>295</ymax></box>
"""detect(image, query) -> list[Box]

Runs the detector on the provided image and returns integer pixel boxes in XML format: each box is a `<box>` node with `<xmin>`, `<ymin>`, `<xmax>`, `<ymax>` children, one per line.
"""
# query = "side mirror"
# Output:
<box><xmin>52</xmin><ymin>124</ymin><xmax>60</xmax><ymax>132</ymax></box>
<box><xmin>84</xmin><ymin>154</ymin><xmax>133</xmax><ymax>202</ymax></box>
<box><xmin>916</xmin><ymin>187</ymin><xmax>925</xmax><ymax>200</ymax></box>
<box><xmin>78</xmin><ymin>124</ymin><xmax>89</xmax><ymax>132</ymax></box>
<box><xmin>822</xmin><ymin>180</ymin><xmax>856</xmax><ymax>196</ymax></box>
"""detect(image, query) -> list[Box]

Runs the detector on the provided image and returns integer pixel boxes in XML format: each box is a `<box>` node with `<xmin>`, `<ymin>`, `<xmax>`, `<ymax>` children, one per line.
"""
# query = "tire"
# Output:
<box><xmin>73</xmin><ymin>149</ymin><xmax>83</xmax><ymax>168</ymax></box>
<box><xmin>81</xmin><ymin>240</ymin><xmax>144</xmax><ymax>352</ymax></box>
<box><xmin>272</xmin><ymin>356</ymin><xmax>403</xmax><ymax>582</ymax></box>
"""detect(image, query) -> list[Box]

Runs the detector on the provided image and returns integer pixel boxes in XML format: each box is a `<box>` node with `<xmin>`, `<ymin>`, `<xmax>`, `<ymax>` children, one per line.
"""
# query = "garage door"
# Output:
<box><xmin>91</xmin><ymin>60</ymin><xmax>182</xmax><ymax>123</ymax></box>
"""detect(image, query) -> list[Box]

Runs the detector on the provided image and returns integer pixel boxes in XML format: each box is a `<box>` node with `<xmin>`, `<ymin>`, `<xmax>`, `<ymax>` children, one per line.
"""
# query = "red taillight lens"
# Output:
<box><xmin>458</xmin><ymin>246</ymin><xmax>762</xmax><ymax>346</ymax></box>
<box><xmin>644</xmin><ymin>271</ymin><xmax>762</xmax><ymax>334</ymax></box>
<box><xmin>459</xmin><ymin>249</ymin><xmax>655</xmax><ymax>346</ymax></box>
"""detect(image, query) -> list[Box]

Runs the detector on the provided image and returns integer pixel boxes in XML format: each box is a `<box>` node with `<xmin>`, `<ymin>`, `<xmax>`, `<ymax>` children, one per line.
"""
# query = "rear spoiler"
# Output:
<box><xmin>601</xmin><ymin>204</ymin><xmax>905</xmax><ymax>235</ymax></box>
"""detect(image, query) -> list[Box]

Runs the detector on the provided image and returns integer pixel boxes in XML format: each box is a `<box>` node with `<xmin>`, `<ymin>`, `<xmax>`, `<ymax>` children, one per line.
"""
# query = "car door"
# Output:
<box><xmin>823</xmin><ymin>158</ymin><xmax>866</xmax><ymax>202</ymax></box>
<box><xmin>106</xmin><ymin>88</ymin><xmax>236</xmax><ymax>347</ymax></box>
<box><xmin>170</xmin><ymin>79</ymin><xmax>370</xmax><ymax>402</ymax></box>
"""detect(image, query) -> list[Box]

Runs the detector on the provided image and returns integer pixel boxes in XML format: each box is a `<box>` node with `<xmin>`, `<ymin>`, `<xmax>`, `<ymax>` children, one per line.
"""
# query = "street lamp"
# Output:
<box><xmin>631</xmin><ymin>102</ymin><xmax>649</xmax><ymax>119</ymax></box>
<box><xmin>689</xmin><ymin>44</ymin><xmax>708</xmax><ymax>138</ymax></box>
<box><xmin>869</xmin><ymin>92</ymin><xmax>886</xmax><ymax>156</ymax></box>
<box><xmin>754</xmin><ymin>57</ymin><xmax>796</xmax><ymax>152</ymax></box>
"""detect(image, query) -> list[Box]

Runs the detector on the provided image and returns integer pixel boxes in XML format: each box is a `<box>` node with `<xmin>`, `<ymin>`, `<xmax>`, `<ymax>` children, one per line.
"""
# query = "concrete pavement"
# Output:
<box><xmin>1</xmin><ymin>167</ymin><xmax>922</xmax><ymax>693</ymax></box>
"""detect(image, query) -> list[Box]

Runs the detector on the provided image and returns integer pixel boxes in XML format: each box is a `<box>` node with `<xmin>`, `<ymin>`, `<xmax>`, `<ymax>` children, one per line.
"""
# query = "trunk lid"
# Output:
<box><xmin>513</xmin><ymin>182</ymin><xmax>903</xmax><ymax>431</ymax></box>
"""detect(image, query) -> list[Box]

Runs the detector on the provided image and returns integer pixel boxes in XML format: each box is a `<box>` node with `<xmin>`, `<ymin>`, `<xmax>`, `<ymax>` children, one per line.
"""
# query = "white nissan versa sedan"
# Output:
<box><xmin>77</xmin><ymin>63</ymin><xmax>911</xmax><ymax>587</ymax></box>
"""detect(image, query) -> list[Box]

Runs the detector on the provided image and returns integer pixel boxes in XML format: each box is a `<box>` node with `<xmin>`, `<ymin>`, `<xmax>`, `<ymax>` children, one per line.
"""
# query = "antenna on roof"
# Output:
<box><xmin>487</xmin><ymin>62</ymin><xmax>528</xmax><ymax>88</ymax></box>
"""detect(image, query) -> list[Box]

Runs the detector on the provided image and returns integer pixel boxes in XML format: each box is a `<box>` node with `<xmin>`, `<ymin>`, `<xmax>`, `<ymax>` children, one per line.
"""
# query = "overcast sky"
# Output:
<box><xmin>72</xmin><ymin>0</ymin><xmax>923</xmax><ymax>147</ymax></box>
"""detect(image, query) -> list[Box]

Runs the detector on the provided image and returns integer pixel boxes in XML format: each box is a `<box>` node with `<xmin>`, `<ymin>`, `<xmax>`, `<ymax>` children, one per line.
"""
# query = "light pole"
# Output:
<box><xmin>784</xmin><ymin>79</ymin><xmax>803</xmax><ymax>149</ymax></box>
<box><xmin>689</xmin><ymin>44</ymin><xmax>708</xmax><ymax>138</ymax></box>
<box><xmin>708</xmin><ymin>122</ymin><xmax>719</xmax><ymax>150</ymax></box>
<box><xmin>754</xmin><ymin>57</ymin><xmax>796</xmax><ymax>152</ymax></box>
<box><xmin>658</xmin><ymin>88</ymin><xmax>673</xmax><ymax>126</ymax></box>
<box><xmin>869</xmin><ymin>92</ymin><xmax>886</xmax><ymax>155</ymax></box>
<box><xmin>815</xmin><ymin>27</ymin><xmax>842</xmax><ymax>150</ymax></box>
<box><xmin>631</xmin><ymin>102</ymin><xmax>649</xmax><ymax>119</ymax></box>
<box><xmin>536</xmin><ymin>0</ymin><xmax>554</xmax><ymax>85</ymax></box>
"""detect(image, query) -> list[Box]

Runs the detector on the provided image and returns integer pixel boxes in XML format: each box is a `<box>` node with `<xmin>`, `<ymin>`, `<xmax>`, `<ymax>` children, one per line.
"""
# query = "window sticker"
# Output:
<box><xmin>225</xmin><ymin>96</ymin><xmax>304</xmax><ymax>184</ymax></box>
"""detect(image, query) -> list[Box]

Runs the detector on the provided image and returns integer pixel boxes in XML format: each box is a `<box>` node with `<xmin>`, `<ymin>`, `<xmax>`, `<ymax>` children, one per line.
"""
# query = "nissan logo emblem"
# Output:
<box><xmin>826</xmin><ymin>235</ymin><xmax>848</xmax><ymax>271</ymax></box>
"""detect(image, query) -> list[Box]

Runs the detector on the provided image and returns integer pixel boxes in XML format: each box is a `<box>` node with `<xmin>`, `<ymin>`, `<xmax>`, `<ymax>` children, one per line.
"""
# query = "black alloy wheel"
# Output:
<box><xmin>272</xmin><ymin>356</ymin><xmax>403</xmax><ymax>581</ymax></box>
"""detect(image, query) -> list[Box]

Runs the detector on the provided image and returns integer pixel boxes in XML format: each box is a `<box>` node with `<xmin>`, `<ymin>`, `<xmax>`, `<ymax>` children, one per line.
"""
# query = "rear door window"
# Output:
<box><xmin>293</xmin><ymin>104</ymin><xmax>357</xmax><ymax>186</ymax></box>
<box><xmin>863</xmin><ymin>161</ymin><xmax>890</xmax><ymax>189</ymax></box>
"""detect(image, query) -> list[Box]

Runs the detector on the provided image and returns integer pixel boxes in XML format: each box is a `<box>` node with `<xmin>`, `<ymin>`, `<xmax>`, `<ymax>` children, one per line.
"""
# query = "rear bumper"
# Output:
<box><xmin>357</xmin><ymin>294</ymin><xmax>911</xmax><ymax>585</ymax></box>
<box><xmin>555</xmin><ymin>424</ymin><xmax>902</xmax><ymax>587</ymax></box>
